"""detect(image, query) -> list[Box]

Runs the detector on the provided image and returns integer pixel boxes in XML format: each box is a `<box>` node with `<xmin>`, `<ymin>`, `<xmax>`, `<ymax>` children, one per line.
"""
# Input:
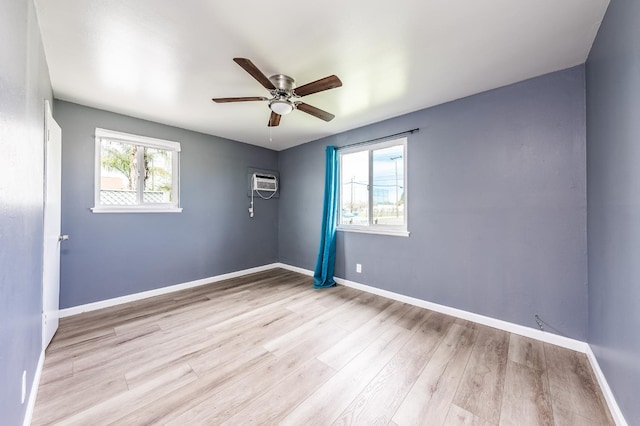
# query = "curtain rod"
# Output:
<box><xmin>337</xmin><ymin>128</ymin><xmax>419</xmax><ymax>150</ymax></box>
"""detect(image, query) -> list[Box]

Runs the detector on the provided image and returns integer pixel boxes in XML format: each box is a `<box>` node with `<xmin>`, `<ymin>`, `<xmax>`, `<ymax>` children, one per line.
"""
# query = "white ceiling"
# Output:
<box><xmin>34</xmin><ymin>0</ymin><xmax>609</xmax><ymax>151</ymax></box>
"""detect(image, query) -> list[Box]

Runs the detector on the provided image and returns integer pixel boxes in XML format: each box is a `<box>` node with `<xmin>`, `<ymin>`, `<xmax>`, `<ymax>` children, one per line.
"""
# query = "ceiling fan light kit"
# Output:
<box><xmin>212</xmin><ymin>58</ymin><xmax>342</xmax><ymax>127</ymax></box>
<box><xmin>269</xmin><ymin>99</ymin><xmax>294</xmax><ymax>115</ymax></box>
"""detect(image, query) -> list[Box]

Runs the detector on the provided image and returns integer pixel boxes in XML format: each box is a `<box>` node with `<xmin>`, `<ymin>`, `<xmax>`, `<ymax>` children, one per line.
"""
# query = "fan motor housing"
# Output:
<box><xmin>269</xmin><ymin>74</ymin><xmax>295</xmax><ymax>92</ymax></box>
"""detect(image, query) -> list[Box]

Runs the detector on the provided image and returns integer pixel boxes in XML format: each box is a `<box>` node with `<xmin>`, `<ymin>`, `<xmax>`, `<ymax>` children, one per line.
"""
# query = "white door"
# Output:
<box><xmin>43</xmin><ymin>101</ymin><xmax>63</xmax><ymax>349</ymax></box>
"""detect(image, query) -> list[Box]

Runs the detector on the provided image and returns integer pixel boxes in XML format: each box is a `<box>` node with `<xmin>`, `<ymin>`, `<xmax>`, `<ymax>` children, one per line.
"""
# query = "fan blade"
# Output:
<box><xmin>212</xmin><ymin>96</ymin><xmax>268</xmax><ymax>103</ymax></box>
<box><xmin>294</xmin><ymin>75</ymin><xmax>342</xmax><ymax>97</ymax></box>
<box><xmin>268</xmin><ymin>111</ymin><xmax>281</xmax><ymax>127</ymax></box>
<box><xmin>233</xmin><ymin>58</ymin><xmax>276</xmax><ymax>91</ymax></box>
<box><xmin>296</xmin><ymin>102</ymin><xmax>335</xmax><ymax>122</ymax></box>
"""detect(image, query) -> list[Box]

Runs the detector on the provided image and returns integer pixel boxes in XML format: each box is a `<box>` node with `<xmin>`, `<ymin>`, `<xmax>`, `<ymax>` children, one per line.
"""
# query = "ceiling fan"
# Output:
<box><xmin>212</xmin><ymin>58</ymin><xmax>342</xmax><ymax>127</ymax></box>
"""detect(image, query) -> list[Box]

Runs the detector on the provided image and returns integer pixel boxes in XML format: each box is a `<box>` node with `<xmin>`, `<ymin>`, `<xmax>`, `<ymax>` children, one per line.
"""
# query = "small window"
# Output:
<box><xmin>92</xmin><ymin>128</ymin><xmax>181</xmax><ymax>213</ymax></box>
<box><xmin>338</xmin><ymin>137</ymin><xmax>408</xmax><ymax>236</ymax></box>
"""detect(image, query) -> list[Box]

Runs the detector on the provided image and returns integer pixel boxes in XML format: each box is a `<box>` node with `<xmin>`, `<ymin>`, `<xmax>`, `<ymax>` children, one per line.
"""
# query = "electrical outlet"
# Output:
<box><xmin>356</xmin><ymin>263</ymin><xmax>362</xmax><ymax>273</ymax></box>
<box><xmin>21</xmin><ymin>370</ymin><xmax>26</xmax><ymax>404</ymax></box>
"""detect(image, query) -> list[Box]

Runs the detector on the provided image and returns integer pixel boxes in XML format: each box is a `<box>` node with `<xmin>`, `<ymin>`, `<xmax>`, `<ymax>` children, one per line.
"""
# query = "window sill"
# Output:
<box><xmin>91</xmin><ymin>207</ymin><xmax>183</xmax><ymax>214</ymax></box>
<box><xmin>337</xmin><ymin>226</ymin><xmax>410</xmax><ymax>237</ymax></box>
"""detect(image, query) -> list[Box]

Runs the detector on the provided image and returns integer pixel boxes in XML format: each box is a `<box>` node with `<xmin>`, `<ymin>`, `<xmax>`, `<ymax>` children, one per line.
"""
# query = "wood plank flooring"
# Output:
<box><xmin>32</xmin><ymin>269</ymin><xmax>614</xmax><ymax>425</ymax></box>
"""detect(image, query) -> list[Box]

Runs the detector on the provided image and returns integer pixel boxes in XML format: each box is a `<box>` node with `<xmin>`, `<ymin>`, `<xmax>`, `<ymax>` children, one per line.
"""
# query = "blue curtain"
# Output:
<box><xmin>313</xmin><ymin>146</ymin><xmax>339</xmax><ymax>288</ymax></box>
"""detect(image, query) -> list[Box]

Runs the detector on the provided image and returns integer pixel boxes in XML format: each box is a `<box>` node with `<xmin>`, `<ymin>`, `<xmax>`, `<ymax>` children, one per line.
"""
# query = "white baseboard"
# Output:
<box><xmin>273</xmin><ymin>263</ymin><xmax>586</xmax><ymax>352</ymax></box>
<box><xmin>59</xmin><ymin>263</ymin><xmax>279</xmax><ymax>318</ymax></box>
<box><xmin>337</xmin><ymin>277</ymin><xmax>588</xmax><ymax>353</ymax></box>
<box><xmin>274</xmin><ymin>263</ymin><xmax>314</xmax><ymax>277</ymax></box>
<box><xmin>585</xmin><ymin>346</ymin><xmax>628</xmax><ymax>426</ymax></box>
<box><xmin>23</xmin><ymin>350</ymin><xmax>44</xmax><ymax>426</ymax></box>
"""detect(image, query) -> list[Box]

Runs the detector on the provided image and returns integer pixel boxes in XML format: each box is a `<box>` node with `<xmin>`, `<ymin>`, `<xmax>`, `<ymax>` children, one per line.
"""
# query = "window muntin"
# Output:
<box><xmin>339</xmin><ymin>137</ymin><xmax>408</xmax><ymax>236</ymax></box>
<box><xmin>93</xmin><ymin>128</ymin><xmax>181</xmax><ymax>213</ymax></box>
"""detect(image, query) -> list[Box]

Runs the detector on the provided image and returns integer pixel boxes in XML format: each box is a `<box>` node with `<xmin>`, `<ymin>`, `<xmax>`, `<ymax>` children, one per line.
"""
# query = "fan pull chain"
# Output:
<box><xmin>269</xmin><ymin>127</ymin><xmax>272</xmax><ymax>142</ymax></box>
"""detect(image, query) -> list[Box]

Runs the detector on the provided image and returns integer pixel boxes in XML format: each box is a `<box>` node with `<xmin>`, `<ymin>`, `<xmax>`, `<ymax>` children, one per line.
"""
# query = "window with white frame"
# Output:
<box><xmin>338</xmin><ymin>137</ymin><xmax>408</xmax><ymax>236</ymax></box>
<box><xmin>92</xmin><ymin>128</ymin><xmax>181</xmax><ymax>213</ymax></box>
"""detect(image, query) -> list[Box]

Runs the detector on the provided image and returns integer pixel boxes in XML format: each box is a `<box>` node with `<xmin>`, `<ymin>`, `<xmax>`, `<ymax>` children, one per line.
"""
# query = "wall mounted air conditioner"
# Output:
<box><xmin>252</xmin><ymin>173</ymin><xmax>278</xmax><ymax>192</ymax></box>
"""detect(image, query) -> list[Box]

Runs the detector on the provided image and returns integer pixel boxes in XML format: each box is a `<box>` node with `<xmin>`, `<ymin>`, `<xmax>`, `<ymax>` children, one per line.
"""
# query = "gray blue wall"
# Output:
<box><xmin>279</xmin><ymin>66</ymin><xmax>588</xmax><ymax>340</ymax></box>
<box><xmin>0</xmin><ymin>0</ymin><xmax>53</xmax><ymax>424</ymax></box>
<box><xmin>55</xmin><ymin>101</ymin><xmax>279</xmax><ymax>308</ymax></box>
<box><xmin>586</xmin><ymin>0</ymin><xmax>640</xmax><ymax>422</ymax></box>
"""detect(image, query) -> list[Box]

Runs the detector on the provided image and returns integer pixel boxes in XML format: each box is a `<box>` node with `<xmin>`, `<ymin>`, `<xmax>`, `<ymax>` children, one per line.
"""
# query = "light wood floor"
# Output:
<box><xmin>33</xmin><ymin>269</ymin><xmax>614</xmax><ymax>425</ymax></box>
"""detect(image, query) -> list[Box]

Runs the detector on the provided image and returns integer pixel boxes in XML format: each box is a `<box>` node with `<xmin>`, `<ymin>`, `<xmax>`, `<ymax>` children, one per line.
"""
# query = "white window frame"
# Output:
<box><xmin>92</xmin><ymin>128</ymin><xmax>182</xmax><ymax>213</ymax></box>
<box><xmin>337</xmin><ymin>137</ymin><xmax>409</xmax><ymax>237</ymax></box>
